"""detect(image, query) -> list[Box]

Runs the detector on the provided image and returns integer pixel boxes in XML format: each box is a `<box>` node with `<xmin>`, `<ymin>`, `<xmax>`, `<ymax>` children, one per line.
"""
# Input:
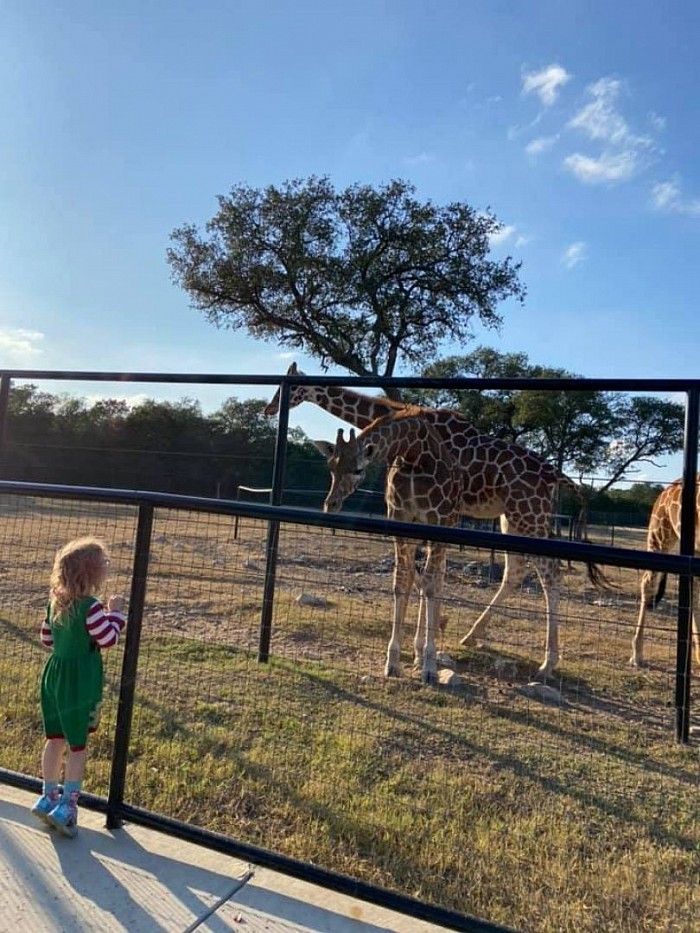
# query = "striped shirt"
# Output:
<box><xmin>40</xmin><ymin>599</ymin><xmax>126</xmax><ymax>650</ymax></box>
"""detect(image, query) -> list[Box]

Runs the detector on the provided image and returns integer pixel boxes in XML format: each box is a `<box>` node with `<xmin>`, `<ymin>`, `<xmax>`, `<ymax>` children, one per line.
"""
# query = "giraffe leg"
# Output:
<box><xmin>413</xmin><ymin>595</ymin><xmax>426</xmax><ymax>671</ymax></box>
<box><xmin>532</xmin><ymin>557</ymin><xmax>560</xmax><ymax>680</ymax></box>
<box><xmin>413</xmin><ymin>547</ymin><xmax>447</xmax><ymax>671</ymax></box>
<box><xmin>460</xmin><ymin>553</ymin><xmax>527</xmax><ymax>646</ymax></box>
<box><xmin>416</xmin><ymin>544</ymin><xmax>447</xmax><ymax>684</ymax></box>
<box><xmin>630</xmin><ymin>569</ymin><xmax>656</xmax><ymax>667</ymax></box>
<box><xmin>386</xmin><ymin>539</ymin><xmax>417</xmax><ymax>678</ymax></box>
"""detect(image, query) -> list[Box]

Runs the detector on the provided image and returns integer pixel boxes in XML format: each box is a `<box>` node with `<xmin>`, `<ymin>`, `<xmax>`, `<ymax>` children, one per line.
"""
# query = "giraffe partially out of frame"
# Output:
<box><xmin>630</xmin><ymin>477</ymin><xmax>700</xmax><ymax>667</ymax></box>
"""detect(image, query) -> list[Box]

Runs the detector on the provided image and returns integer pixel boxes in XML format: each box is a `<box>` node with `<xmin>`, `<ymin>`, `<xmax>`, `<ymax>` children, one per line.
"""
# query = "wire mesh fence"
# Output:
<box><xmin>1</xmin><ymin>489</ymin><xmax>699</xmax><ymax>932</ymax></box>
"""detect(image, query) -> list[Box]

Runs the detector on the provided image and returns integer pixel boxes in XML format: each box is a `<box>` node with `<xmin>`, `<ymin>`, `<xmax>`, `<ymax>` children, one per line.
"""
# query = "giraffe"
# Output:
<box><xmin>309</xmin><ymin>393</ymin><xmax>610</xmax><ymax>680</ymax></box>
<box><xmin>630</xmin><ymin>477</ymin><xmax>700</xmax><ymax>667</ymax></box>
<box><xmin>267</xmin><ymin>364</ymin><xmax>610</xmax><ymax>678</ymax></box>
<box><xmin>266</xmin><ymin>363</ymin><xmax>448</xmax><ymax>633</ymax></box>
<box><xmin>314</xmin><ymin>414</ymin><xmax>464</xmax><ymax>684</ymax></box>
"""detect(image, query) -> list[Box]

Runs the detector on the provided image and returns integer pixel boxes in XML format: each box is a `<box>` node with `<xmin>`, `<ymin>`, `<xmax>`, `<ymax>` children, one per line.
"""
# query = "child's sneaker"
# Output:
<box><xmin>47</xmin><ymin>799</ymin><xmax>79</xmax><ymax>838</ymax></box>
<box><xmin>31</xmin><ymin>788</ymin><xmax>62</xmax><ymax>826</ymax></box>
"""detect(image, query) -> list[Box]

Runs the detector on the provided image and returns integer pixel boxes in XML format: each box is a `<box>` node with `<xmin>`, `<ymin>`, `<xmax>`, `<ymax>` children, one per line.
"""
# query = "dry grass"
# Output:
<box><xmin>1</xmin><ymin>495</ymin><xmax>699</xmax><ymax>933</ymax></box>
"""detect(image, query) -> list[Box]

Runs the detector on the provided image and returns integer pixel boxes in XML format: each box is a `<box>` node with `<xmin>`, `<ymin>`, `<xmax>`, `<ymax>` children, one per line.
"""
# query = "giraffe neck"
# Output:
<box><xmin>363</xmin><ymin>416</ymin><xmax>438</xmax><ymax>465</ymax></box>
<box><xmin>303</xmin><ymin>385</ymin><xmax>402</xmax><ymax>430</ymax></box>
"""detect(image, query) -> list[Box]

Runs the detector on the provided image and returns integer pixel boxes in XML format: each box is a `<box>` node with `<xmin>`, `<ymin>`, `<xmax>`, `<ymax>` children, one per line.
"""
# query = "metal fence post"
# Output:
<box><xmin>106</xmin><ymin>502</ymin><xmax>154</xmax><ymax>827</ymax></box>
<box><xmin>0</xmin><ymin>374</ymin><xmax>11</xmax><ymax>476</ymax></box>
<box><xmin>258</xmin><ymin>379</ymin><xmax>291</xmax><ymax>663</ymax></box>
<box><xmin>675</xmin><ymin>388</ymin><xmax>699</xmax><ymax>743</ymax></box>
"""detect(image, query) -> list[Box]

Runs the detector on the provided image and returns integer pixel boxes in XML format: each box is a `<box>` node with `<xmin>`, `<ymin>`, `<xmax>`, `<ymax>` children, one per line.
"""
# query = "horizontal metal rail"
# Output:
<box><xmin>3</xmin><ymin>367</ymin><xmax>700</xmax><ymax>394</ymax></box>
<box><xmin>1</xmin><ymin>478</ymin><xmax>698</xmax><ymax>578</ymax></box>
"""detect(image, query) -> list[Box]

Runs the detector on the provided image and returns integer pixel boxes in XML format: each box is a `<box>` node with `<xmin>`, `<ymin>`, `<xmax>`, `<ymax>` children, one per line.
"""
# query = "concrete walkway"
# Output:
<box><xmin>0</xmin><ymin>785</ymin><xmax>455</xmax><ymax>933</ymax></box>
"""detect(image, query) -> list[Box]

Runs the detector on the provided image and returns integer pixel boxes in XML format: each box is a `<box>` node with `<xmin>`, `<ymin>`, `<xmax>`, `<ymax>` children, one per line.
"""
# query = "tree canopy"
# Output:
<box><xmin>167</xmin><ymin>176</ymin><xmax>525</xmax><ymax>391</ymax></box>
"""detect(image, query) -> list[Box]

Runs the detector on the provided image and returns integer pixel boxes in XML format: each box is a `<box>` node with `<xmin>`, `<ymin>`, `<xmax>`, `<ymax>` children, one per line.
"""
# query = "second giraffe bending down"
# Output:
<box><xmin>630</xmin><ymin>477</ymin><xmax>700</xmax><ymax>667</ymax></box>
<box><xmin>315</xmin><ymin>410</ymin><xmax>611</xmax><ymax>681</ymax></box>
<box><xmin>315</xmin><ymin>415</ymin><xmax>464</xmax><ymax>684</ymax></box>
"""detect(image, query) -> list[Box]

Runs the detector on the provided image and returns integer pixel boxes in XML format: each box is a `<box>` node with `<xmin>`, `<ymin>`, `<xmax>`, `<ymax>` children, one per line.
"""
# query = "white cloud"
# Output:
<box><xmin>563</xmin><ymin>150</ymin><xmax>639</xmax><ymax>184</ymax></box>
<box><xmin>648</xmin><ymin>111</ymin><xmax>666</xmax><ymax>133</ymax></box>
<box><xmin>489</xmin><ymin>224</ymin><xmax>517</xmax><ymax>246</ymax></box>
<box><xmin>567</xmin><ymin>77</ymin><xmax>651</xmax><ymax>148</ymax></box>
<box><xmin>651</xmin><ymin>178</ymin><xmax>681</xmax><ymax>210</ymax></box>
<box><xmin>488</xmin><ymin>224</ymin><xmax>530</xmax><ymax>250</ymax></box>
<box><xmin>561</xmin><ymin>76</ymin><xmax>660</xmax><ymax>187</ymax></box>
<box><xmin>0</xmin><ymin>328</ymin><xmax>45</xmax><ymax>361</ymax></box>
<box><xmin>561</xmin><ymin>242</ymin><xmax>587</xmax><ymax>268</ymax></box>
<box><xmin>403</xmin><ymin>151</ymin><xmax>436</xmax><ymax>166</ymax></box>
<box><xmin>651</xmin><ymin>176</ymin><xmax>700</xmax><ymax>216</ymax></box>
<box><xmin>522</xmin><ymin>64</ymin><xmax>571</xmax><ymax>106</ymax></box>
<box><xmin>525</xmin><ymin>135</ymin><xmax>558</xmax><ymax>156</ymax></box>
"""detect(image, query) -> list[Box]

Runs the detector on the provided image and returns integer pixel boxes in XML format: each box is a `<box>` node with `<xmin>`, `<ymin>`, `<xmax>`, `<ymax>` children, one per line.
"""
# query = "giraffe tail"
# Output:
<box><xmin>559</xmin><ymin>475</ymin><xmax>615</xmax><ymax>591</ymax></box>
<box><xmin>586</xmin><ymin>561</ymin><xmax>614</xmax><ymax>591</ymax></box>
<box><xmin>647</xmin><ymin>573</ymin><xmax>668</xmax><ymax>610</ymax></box>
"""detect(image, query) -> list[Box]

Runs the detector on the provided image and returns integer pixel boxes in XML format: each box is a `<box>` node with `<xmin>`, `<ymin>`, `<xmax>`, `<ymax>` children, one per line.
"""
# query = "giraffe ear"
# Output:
<box><xmin>312</xmin><ymin>440</ymin><xmax>336</xmax><ymax>461</ymax></box>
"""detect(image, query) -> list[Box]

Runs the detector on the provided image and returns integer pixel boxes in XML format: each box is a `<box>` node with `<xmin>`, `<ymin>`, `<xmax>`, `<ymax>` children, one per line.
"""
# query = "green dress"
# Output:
<box><xmin>40</xmin><ymin>597</ymin><xmax>105</xmax><ymax>749</ymax></box>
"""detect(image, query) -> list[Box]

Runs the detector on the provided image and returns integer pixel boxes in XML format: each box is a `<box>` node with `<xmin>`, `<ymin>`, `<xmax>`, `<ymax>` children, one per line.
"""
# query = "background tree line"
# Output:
<box><xmin>1</xmin><ymin>385</ymin><xmax>328</xmax><ymax>503</ymax></box>
<box><xmin>0</xmin><ymin>381</ymin><xmax>679</xmax><ymax>525</ymax></box>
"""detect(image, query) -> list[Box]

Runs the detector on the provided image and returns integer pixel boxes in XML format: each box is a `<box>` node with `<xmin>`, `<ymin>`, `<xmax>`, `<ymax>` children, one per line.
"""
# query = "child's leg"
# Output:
<box><xmin>47</xmin><ymin>745</ymin><xmax>86</xmax><ymax>838</ymax></box>
<box><xmin>63</xmin><ymin>746</ymin><xmax>87</xmax><ymax>797</ymax></box>
<box><xmin>41</xmin><ymin>737</ymin><xmax>65</xmax><ymax>787</ymax></box>
<box><xmin>31</xmin><ymin>737</ymin><xmax>65</xmax><ymax>824</ymax></box>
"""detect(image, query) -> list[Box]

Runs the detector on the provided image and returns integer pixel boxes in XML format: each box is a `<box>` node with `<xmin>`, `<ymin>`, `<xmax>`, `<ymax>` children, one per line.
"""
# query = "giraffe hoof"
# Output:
<box><xmin>421</xmin><ymin>670</ymin><xmax>438</xmax><ymax>686</ymax></box>
<box><xmin>384</xmin><ymin>666</ymin><xmax>401</xmax><ymax>678</ymax></box>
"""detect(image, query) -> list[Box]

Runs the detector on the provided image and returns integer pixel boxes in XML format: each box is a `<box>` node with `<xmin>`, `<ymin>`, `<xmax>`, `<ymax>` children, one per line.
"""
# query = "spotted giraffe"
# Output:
<box><xmin>315</xmin><ymin>415</ymin><xmax>464</xmax><ymax>684</ymax></box>
<box><xmin>630</xmin><ymin>477</ymin><xmax>700</xmax><ymax>667</ymax></box>
<box><xmin>269</xmin><ymin>366</ymin><xmax>610</xmax><ymax>678</ymax></box>
<box><xmin>315</xmin><ymin>408</ymin><xmax>607</xmax><ymax>679</ymax></box>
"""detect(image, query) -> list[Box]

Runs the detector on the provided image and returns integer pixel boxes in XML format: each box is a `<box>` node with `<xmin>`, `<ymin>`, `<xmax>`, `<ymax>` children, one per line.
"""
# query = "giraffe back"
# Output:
<box><xmin>646</xmin><ymin>476</ymin><xmax>700</xmax><ymax>553</ymax></box>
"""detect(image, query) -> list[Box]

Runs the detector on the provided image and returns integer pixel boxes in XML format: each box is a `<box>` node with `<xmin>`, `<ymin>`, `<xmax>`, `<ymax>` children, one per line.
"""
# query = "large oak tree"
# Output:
<box><xmin>167</xmin><ymin>176</ymin><xmax>525</xmax><ymax>393</ymax></box>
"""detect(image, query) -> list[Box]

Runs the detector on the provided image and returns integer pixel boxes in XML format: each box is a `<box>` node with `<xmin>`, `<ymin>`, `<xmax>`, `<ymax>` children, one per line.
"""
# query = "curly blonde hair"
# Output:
<box><xmin>49</xmin><ymin>537</ymin><xmax>110</xmax><ymax>622</ymax></box>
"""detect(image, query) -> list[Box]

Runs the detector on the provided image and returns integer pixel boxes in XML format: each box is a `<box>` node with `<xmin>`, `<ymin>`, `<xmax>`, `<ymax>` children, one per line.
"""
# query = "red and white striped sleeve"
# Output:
<box><xmin>86</xmin><ymin>600</ymin><xmax>126</xmax><ymax>648</ymax></box>
<box><xmin>40</xmin><ymin>617</ymin><xmax>53</xmax><ymax>649</ymax></box>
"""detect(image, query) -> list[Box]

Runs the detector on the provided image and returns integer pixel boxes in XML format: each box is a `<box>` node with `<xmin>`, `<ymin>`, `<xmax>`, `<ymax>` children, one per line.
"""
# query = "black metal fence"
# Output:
<box><xmin>0</xmin><ymin>368</ymin><xmax>699</xmax><ymax>932</ymax></box>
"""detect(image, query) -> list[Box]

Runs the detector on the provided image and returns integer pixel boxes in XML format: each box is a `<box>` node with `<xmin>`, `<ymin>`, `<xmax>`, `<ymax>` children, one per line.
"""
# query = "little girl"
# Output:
<box><xmin>32</xmin><ymin>536</ymin><xmax>127</xmax><ymax>837</ymax></box>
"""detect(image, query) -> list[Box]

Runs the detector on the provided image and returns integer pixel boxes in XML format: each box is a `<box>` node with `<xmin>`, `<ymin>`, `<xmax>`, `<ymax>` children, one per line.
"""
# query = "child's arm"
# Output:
<box><xmin>86</xmin><ymin>597</ymin><xmax>126</xmax><ymax>648</ymax></box>
<box><xmin>107</xmin><ymin>595</ymin><xmax>126</xmax><ymax>629</ymax></box>
<box><xmin>40</xmin><ymin>616</ymin><xmax>53</xmax><ymax>650</ymax></box>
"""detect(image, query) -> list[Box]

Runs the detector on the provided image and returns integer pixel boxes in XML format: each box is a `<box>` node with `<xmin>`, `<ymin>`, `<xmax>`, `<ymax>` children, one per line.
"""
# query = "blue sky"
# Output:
<box><xmin>1</xmin><ymin>1</ymin><xmax>698</xmax><ymax>481</ymax></box>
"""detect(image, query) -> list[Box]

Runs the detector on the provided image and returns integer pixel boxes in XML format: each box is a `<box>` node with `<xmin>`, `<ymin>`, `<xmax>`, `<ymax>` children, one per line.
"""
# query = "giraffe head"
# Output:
<box><xmin>313</xmin><ymin>428</ymin><xmax>376</xmax><ymax>512</ymax></box>
<box><xmin>263</xmin><ymin>362</ymin><xmax>309</xmax><ymax>417</ymax></box>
